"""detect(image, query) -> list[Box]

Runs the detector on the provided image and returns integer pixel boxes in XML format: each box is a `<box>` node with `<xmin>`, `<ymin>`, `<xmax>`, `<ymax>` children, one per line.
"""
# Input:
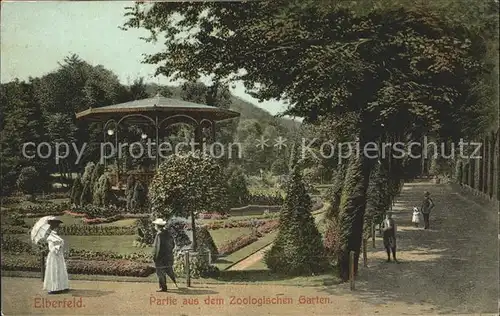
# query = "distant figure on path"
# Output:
<box><xmin>152</xmin><ymin>218</ymin><xmax>178</xmax><ymax>292</ymax></box>
<box><xmin>381</xmin><ymin>212</ymin><xmax>397</xmax><ymax>262</ymax></box>
<box><xmin>412</xmin><ymin>207</ymin><xmax>422</xmax><ymax>228</ymax></box>
<box><xmin>420</xmin><ymin>191</ymin><xmax>435</xmax><ymax>229</ymax></box>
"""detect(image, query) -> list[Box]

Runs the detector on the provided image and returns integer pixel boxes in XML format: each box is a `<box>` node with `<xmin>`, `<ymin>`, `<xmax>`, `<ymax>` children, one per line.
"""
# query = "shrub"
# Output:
<box><xmin>226</xmin><ymin>165</ymin><xmax>250</xmax><ymax>207</ymax></box>
<box><xmin>16</xmin><ymin>167</ymin><xmax>40</xmax><ymax>195</ymax></box>
<box><xmin>323</xmin><ymin>219</ymin><xmax>342</xmax><ymax>265</ymax></box>
<box><xmin>1</xmin><ymin>170</ymin><xmax>18</xmax><ymax>196</ymax></box>
<box><xmin>247</xmin><ymin>193</ymin><xmax>284</xmax><ymax>205</ymax></box>
<box><xmin>173</xmin><ymin>249</ymin><xmax>219</xmax><ymax>279</ymax></box>
<box><xmin>149</xmin><ymin>151</ymin><xmax>229</xmax><ymax>219</ymax></box>
<box><xmin>135</xmin><ymin>217</ymin><xmax>156</xmax><ymax>246</ymax></box>
<box><xmin>264</xmin><ymin>166</ymin><xmax>327</xmax><ymax>275</ymax></box>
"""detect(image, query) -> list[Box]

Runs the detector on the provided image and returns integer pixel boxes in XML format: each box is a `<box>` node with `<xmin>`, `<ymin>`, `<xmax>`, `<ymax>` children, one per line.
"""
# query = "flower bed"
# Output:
<box><xmin>71</xmin><ymin>205</ymin><xmax>123</xmax><ymax>219</ymax></box>
<box><xmin>197</xmin><ymin>213</ymin><xmax>229</xmax><ymax>220</ymax></box>
<box><xmin>82</xmin><ymin>215</ymin><xmax>124</xmax><ymax>225</ymax></box>
<box><xmin>63</xmin><ymin>210</ymin><xmax>87</xmax><ymax>217</ymax></box>
<box><xmin>58</xmin><ymin>224</ymin><xmax>135</xmax><ymax>236</ymax></box>
<box><xmin>204</xmin><ymin>219</ymin><xmax>267</xmax><ymax>230</ymax></box>
<box><xmin>1</xmin><ymin>225</ymin><xmax>28</xmax><ymax>234</ymax></box>
<box><xmin>9</xmin><ymin>202</ymin><xmax>71</xmax><ymax>217</ymax></box>
<box><xmin>1</xmin><ymin>235</ymin><xmax>34</xmax><ymax>254</ymax></box>
<box><xmin>256</xmin><ymin>220</ymin><xmax>279</xmax><ymax>235</ymax></box>
<box><xmin>1</xmin><ymin>255</ymin><xmax>155</xmax><ymax>277</ymax></box>
<box><xmin>218</xmin><ymin>234</ymin><xmax>258</xmax><ymax>256</ymax></box>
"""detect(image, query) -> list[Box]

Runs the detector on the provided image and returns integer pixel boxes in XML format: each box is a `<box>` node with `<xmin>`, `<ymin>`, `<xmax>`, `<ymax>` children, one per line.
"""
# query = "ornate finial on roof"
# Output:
<box><xmin>154</xmin><ymin>92</ymin><xmax>162</xmax><ymax>107</ymax></box>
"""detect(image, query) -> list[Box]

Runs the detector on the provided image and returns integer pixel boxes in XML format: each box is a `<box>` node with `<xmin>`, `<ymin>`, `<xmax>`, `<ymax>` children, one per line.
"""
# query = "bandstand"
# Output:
<box><xmin>75</xmin><ymin>93</ymin><xmax>240</xmax><ymax>189</ymax></box>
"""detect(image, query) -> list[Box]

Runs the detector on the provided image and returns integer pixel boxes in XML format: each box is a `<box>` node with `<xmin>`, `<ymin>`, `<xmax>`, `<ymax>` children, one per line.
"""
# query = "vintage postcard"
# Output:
<box><xmin>1</xmin><ymin>1</ymin><xmax>499</xmax><ymax>315</ymax></box>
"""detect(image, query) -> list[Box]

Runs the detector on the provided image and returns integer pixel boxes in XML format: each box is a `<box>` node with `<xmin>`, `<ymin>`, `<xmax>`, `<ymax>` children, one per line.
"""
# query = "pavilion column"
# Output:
<box><xmin>210</xmin><ymin>120</ymin><xmax>216</xmax><ymax>144</ymax></box>
<box><xmin>155</xmin><ymin>115</ymin><xmax>159</xmax><ymax>169</ymax></box>
<box><xmin>194</xmin><ymin>124</ymin><xmax>203</xmax><ymax>152</ymax></box>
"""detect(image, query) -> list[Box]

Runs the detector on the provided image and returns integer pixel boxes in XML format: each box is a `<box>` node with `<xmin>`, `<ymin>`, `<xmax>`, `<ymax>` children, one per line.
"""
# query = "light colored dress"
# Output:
<box><xmin>412</xmin><ymin>209</ymin><xmax>421</xmax><ymax>223</ymax></box>
<box><xmin>43</xmin><ymin>231</ymin><xmax>69</xmax><ymax>292</ymax></box>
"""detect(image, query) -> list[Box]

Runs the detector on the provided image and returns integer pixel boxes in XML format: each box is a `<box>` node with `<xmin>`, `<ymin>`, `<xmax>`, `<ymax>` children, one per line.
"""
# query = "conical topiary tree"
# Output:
<box><xmin>364</xmin><ymin>161</ymin><xmax>390</xmax><ymax>239</ymax></box>
<box><xmin>126</xmin><ymin>175</ymin><xmax>136</xmax><ymax>211</ymax></box>
<box><xmin>70</xmin><ymin>176</ymin><xmax>83</xmax><ymax>205</ymax></box>
<box><xmin>93</xmin><ymin>173</ymin><xmax>115</xmax><ymax>206</ymax></box>
<box><xmin>91</xmin><ymin>163</ymin><xmax>105</xmax><ymax>200</ymax></box>
<box><xmin>264</xmin><ymin>164</ymin><xmax>327</xmax><ymax>275</ymax></box>
<box><xmin>80</xmin><ymin>162</ymin><xmax>95</xmax><ymax>205</ymax></box>
<box><xmin>131</xmin><ymin>181</ymin><xmax>148</xmax><ymax>212</ymax></box>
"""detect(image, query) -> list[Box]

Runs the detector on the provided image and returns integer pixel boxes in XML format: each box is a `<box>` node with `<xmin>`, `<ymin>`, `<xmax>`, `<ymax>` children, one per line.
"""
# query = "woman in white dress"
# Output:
<box><xmin>44</xmin><ymin>218</ymin><xmax>69</xmax><ymax>294</ymax></box>
<box><xmin>411</xmin><ymin>207</ymin><xmax>422</xmax><ymax>228</ymax></box>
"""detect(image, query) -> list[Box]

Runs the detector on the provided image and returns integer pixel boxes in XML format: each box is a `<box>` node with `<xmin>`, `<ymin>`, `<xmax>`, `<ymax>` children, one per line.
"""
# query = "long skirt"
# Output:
<box><xmin>43</xmin><ymin>251</ymin><xmax>69</xmax><ymax>292</ymax></box>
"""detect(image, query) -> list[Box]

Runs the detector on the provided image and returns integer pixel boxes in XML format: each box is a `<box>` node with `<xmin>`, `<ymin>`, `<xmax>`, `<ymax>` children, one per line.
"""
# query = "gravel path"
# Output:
<box><xmin>1</xmin><ymin>181</ymin><xmax>498</xmax><ymax>315</ymax></box>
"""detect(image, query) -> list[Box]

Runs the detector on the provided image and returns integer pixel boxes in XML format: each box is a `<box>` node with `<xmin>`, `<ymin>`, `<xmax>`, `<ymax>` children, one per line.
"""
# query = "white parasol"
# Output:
<box><xmin>30</xmin><ymin>216</ymin><xmax>55</xmax><ymax>244</ymax></box>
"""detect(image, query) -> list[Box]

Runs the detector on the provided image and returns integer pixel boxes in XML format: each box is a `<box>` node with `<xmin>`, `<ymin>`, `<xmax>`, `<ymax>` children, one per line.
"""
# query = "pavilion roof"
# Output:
<box><xmin>75</xmin><ymin>94</ymin><xmax>240</xmax><ymax>122</ymax></box>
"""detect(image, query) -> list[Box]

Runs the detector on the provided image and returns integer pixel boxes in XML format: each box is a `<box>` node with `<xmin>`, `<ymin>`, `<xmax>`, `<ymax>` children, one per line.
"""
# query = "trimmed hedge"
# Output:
<box><xmin>218</xmin><ymin>234</ymin><xmax>258</xmax><ymax>256</ymax></box>
<box><xmin>58</xmin><ymin>224</ymin><xmax>136</xmax><ymax>236</ymax></box>
<box><xmin>1</xmin><ymin>225</ymin><xmax>28</xmax><ymax>234</ymax></box>
<box><xmin>68</xmin><ymin>249</ymin><xmax>152</xmax><ymax>263</ymax></box>
<box><xmin>204</xmin><ymin>218</ymin><xmax>271</xmax><ymax>230</ymax></box>
<box><xmin>1</xmin><ymin>235</ymin><xmax>34</xmax><ymax>254</ymax></box>
<box><xmin>1</xmin><ymin>254</ymin><xmax>155</xmax><ymax>277</ymax></box>
<box><xmin>8</xmin><ymin>202</ymin><xmax>70</xmax><ymax>217</ymax></box>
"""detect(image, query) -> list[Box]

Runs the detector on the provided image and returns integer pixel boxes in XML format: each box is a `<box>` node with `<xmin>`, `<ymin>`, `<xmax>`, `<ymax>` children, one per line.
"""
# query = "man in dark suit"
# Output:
<box><xmin>152</xmin><ymin>218</ymin><xmax>178</xmax><ymax>292</ymax></box>
<box><xmin>381</xmin><ymin>212</ymin><xmax>397</xmax><ymax>263</ymax></box>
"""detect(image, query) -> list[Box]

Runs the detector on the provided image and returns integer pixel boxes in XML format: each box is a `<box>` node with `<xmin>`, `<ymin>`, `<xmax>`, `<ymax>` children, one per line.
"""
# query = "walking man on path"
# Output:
<box><xmin>152</xmin><ymin>218</ymin><xmax>178</xmax><ymax>292</ymax></box>
<box><xmin>420</xmin><ymin>191</ymin><xmax>435</xmax><ymax>229</ymax></box>
<box><xmin>381</xmin><ymin>212</ymin><xmax>397</xmax><ymax>263</ymax></box>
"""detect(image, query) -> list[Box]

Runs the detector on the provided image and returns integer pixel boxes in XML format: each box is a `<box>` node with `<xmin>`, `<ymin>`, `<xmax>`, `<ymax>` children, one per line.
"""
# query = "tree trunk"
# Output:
<box><xmin>191</xmin><ymin>211</ymin><xmax>197</xmax><ymax>251</ymax></box>
<box><xmin>470</xmin><ymin>159</ymin><xmax>476</xmax><ymax>189</ymax></box>
<box><xmin>488</xmin><ymin>131</ymin><xmax>496</xmax><ymax>198</ymax></box>
<box><xmin>478</xmin><ymin>137</ymin><xmax>484</xmax><ymax>192</ymax></box>
<box><xmin>337</xmin><ymin>135</ymin><xmax>374</xmax><ymax>282</ymax></box>
<box><xmin>483</xmin><ymin>135</ymin><xmax>489</xmax><ymax>193</ymax></box>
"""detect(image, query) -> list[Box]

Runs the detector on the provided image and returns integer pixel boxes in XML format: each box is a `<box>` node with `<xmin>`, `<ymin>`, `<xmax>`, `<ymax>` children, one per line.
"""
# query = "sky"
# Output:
<box><xmin>0</xmin><ymin>1</ymin><xmax>289</xmax><ymax>116</ymax></box>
